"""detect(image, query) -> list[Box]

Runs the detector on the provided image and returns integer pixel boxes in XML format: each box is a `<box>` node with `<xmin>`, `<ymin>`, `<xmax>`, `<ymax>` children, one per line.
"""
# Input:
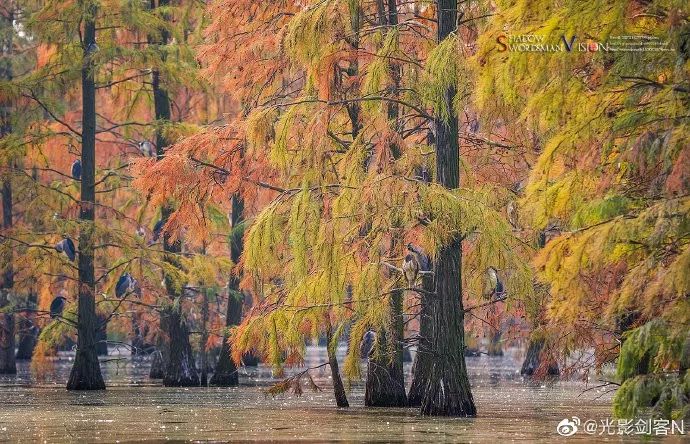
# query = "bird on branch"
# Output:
<box><xmin>359</xmin><ymin>330</ymin><xmax>376</xmax><ymax>359</ymax></box>
<box><xmin>115</xmin><ymin>273</ymin><xmax>137</xmax><ymax>298</ymax></box>
<box><xmin>55</xmin><ymin>237</ymin><xmax>76</xmax><ymax>262</ymax></box>
<box><xmin>49</xmin><ymin>296</ymin><xmax>67</xmax><ymax>319</ymax></box>
<box><xmin>402</xmin><ymin>243</ymin><xmax>431</xmax><ymax>288</ymax></box>
<box><xmin>71</xmin><ymin>159</ymin><xmax>81</xmax><ymax>180</ymax></box>
<box><xmin>483</xmin><ymin>266</ymin><xmax>505</xmax><ymax>300</ymax></box>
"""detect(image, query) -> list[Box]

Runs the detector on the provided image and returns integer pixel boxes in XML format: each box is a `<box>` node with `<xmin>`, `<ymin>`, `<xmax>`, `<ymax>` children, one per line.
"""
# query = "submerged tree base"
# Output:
<box><xmin>520</xmin><ymin>337</ymin><xmax>559</xmax><ymax>377</ymax></box>
<box><xmin>421</xmin><ymin>368</ymin><xmax>476</xmax><ymax>417</ymax></box>
<box><xmin>365</xmin><ymin>359</ymin><xmax>407</xmax><ymax>407</ymax></box>
<box><xmin>67</xmin><ymin>350</ymin><xmax>105</xmax><ymax>390</ymax></box>
<box><xmin>162</xmin><ymin>308</ymin><xmax>200</xmax><ymax>387</ymax></box>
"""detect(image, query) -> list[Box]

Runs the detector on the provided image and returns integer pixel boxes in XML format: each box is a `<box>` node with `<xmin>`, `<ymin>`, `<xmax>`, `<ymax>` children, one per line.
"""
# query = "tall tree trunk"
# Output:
<box><xmin>420</xmin><ymin>0</ymin><xmax>476</xmax><ymax>416</ymax></box>
<box><xmin>327</xmin><ymin>326</ymin><xmax>349</xmax><ymax>408</ymax></box>
<box><xmin>407</xmin><ymin>272</ymin><xmax>433</xmax><ymax>406</ymax></box>
<box><xmin>199</xmin><ymin>289</ymin><xmax>209</xmax><ymax>386</ymax></box>
<box><xmin>364</xmin><ymin>0</ymin><xmax>406</xmax><ymax>407</ymax></box>
<box><xmin>150</xmin><ymin>0</ymin><xmax>198</xmax><ymax>386</ymax></box>
<box><xmin>210</xmin><ymin>195</ymin><xmax>244</xmax><ymax>386</ymax></box>
<box><xmin>67</xmin><ymin>8</ymin><xmax>106</xmax><ymax>390</ymax></box>
<box><xmin>0</xmin><ymin>6</ymin><xmax>16</xmax><ymax>376</ymax></box>
<box><xmin>16</xmin><ymin>290</ymin><xmax>37</xmax><ymax>360</ymax></box>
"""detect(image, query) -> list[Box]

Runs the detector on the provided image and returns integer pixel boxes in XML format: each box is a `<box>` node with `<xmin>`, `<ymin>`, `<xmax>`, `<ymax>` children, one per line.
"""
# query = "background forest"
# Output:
<box><xmin>0</xmin><ymin>0</ymin><xmax>688</xmax><ymax>422</ymax></box>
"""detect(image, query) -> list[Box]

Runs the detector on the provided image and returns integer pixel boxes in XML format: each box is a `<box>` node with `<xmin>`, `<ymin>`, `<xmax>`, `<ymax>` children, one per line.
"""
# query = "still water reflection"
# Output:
<box><xmin>0</xmin><ymin>348</ymin><xmax>679</xmax><ymax>442</ymax></box>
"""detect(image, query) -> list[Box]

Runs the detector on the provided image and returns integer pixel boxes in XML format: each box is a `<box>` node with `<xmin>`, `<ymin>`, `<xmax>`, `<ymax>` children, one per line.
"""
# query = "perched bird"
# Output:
<box><xmin>469</xmin><ymin>118</ymin><xmax>480</xmax><ymax>133</ymax></box>
<box><xmin>483</xmin><ymin>266</ymin><xmax>505</xmax><ymax>300</ymax></box>
<box><xmin>152</xmin><ymin>219</ymin><xmax>164</xmax><ymax>242</ymax></box>
<box><xmin>71</xmin><ymin>159</ymin><xmax>81</xmax><ymax>180</ymax></box>
<box><xmin>49</xmin><ymin>296</ymin><xmax>67</xmax><ymax>319</ymax></box>
<box><xmin>138</xmin><ymin>141</ymin><xmax>155</xmax><ymax>157</ymax></box>
<box><xmin>135</xmin><ymin>226</ymin><xmax>146</xmax><ymax>238</ymax></box>
<box><xmin>85</xmin><ymin>42</ymin><xmax>99</xmax><ymax>55</ymax></box>
<box><xmin>407</xmin><ymin>243</ymin><xmax>431</xmax><ymax>272</ymax></box>
<box><xmin>420</xmin><ymin>167</ymin><xmax>430</xmax><ymax>183</ymax></box>
<box><xmin>402</xmin><ymin>250</ymin><xmax>420</xmax><ymax>288</ymax></box>
<box><xmin>115</xmin><ymin>273</ymin><xmax>136</xmax><ymax>298</ymax></box>
<box><xmin>55</xmin><ymin>237</ymin><xmax>76</xmax><ymax>262</ymax></box>
<box><xmin>359</xmin><ymin>330</ymin><xmax>376</xmax><ymax>359</ymax></box>
<box><xmin>507</xmin><ymin>200</ymin><xmax>518</xmax><ymax>228</ymax></box>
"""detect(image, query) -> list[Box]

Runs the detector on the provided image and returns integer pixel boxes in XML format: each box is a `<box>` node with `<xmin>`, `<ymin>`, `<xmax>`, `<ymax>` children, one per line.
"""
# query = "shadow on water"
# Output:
<box><xmin>0</xmin><ymin>347</ymin><xmax>675</xmax><ymax>442</ymax></box>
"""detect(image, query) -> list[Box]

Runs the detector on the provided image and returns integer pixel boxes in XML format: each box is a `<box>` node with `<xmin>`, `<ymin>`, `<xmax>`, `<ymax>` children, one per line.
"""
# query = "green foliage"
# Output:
<box><xmin>614</xmin><ymin>320</ymin><xmax>689</xmax><ymax>419</ymax></box>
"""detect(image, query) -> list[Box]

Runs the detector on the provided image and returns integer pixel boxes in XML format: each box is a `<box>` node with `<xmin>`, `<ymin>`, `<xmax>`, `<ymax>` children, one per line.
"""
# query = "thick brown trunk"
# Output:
<box><xmin>149</xmin><ymin>0</ymin><xmax>198</xmax><ymax>386</ymax></box>
<box><xmin>199</xmin><ymin>290</ymin><xmax>209</xmax><ymax>386</ymax></box>
<box><xmin>327</xmin><ymin>328</ymin><xmax>349</xmax><ymax>408</ymax></box>
<box><xmin>66</xmin><ymin>9</ymin><xmax>105</xmax><ymax>390</ymax></box>
<box><xmin>15</xmin><ymin>291</ymin><xmax>37</xmax><ymax>360</ymax></box>
<box><xmin>420</xmin><ymin>0</ymin><xmax>476</xmax><ymax>416</ymax></box>
<box><xmin>0</xmin><ymin>291</ymin><xmax>15</xmax><ymax>374</ymax></box>
<box><xmin>210</xmin><ymin>195</ymin><xmax>244</xmax><ymax>386</ymax></box>
<box><xmin>149</xmin><ymin>343</ymin><xmax>167</xmax><ymax>379</ymax></box>
<box><xmin>520</xmin><ymin>337</ymin><xmax>559</xmax><ymax>377</ymax></box>
<box><xmin>364</xmin><ymin>1</ymin><xmax>407</xmax><ymax>406</ymax></box>
<box><xmin>0</xmin><ymin>14</ymin><xmax>16</xmax><ymax>374</ymax></box>
<box><xmin>210</xmin><ymin>289</ymin><xmax>241</xmax><ymax>386</ymax></box>
<box><xmin>407</xmin><ymin>273</ymin><xmax>433</xmax><ymax>406</ymax></box>
<box><xmin>0</xmin><ymin>181</ymin><xmax>16</xmax><ymax>374</ymax></box>
<box><xmin>365</xmin><ymin>324</ymin><xmax>407</xmax><ymax>406</ymax></box>
<box><xmin>162</xmin><ymin>307</ymin><xmax>199</xmax><ymax>386</ymax></box>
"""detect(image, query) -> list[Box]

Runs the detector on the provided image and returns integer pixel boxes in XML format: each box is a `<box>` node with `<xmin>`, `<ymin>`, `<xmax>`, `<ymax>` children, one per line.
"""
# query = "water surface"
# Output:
<box><xmin>0</xmin><ymin>348</ymin><xmax>682</xmax><ymax>442</ymax></box>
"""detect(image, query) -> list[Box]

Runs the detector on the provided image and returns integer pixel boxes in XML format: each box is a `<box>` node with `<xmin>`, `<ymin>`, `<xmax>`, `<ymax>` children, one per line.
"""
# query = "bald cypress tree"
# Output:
<box><xmin>420</xmin><ymin>0</ymin><xmax>476</xmax><ymax>416</ymax></box>
<box><xmin>66</xmin><ymin>1</ymin><xmax>105</xmax><ymax>390</ymax></box>
<box><xmin>209</xmin><ymin>195</ymin><xmax>244</xmax><ymax>387</ymax></box>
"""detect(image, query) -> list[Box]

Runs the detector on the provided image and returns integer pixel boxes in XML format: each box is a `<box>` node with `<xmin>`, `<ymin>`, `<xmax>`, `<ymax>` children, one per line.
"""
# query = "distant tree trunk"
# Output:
<box><xmin>210</xmin><ymin>195</ymin><xmax>244</xmax><ymax>387</ymax></box>
<box><xmin>420</xmin><ymin>0</ymin><xmax>476</xmax><ymax>416</ymax></box>
<box><xmin>520</xmin><ymin>336</ymin><xmax>559</xmax><ymax>377</ymax></box>
<box><xmin>199</xmin><ymin>289</ymin><xmax>209</xmax><ymax>386</ymax></box>
<box><xmin>16</xmin><ymin>290</ymin><xmax>37</xmax><ymax>360</ymax></box>
<box><xmin>407</xmin><ymin>272</ymin><xmax>433</xmax><ymax>406</ymax></box>
<box><xmin>327</xmin><ymin>326</ymin><xmax>349</xmax><ymax>408</ymax></box>
<box><xmin>67</xmin><ymin>10</ymin><xmax>106</xmax><ymax>390</ymax></box>
<box><xmin>150</xmin><ymin>0</ymin><xmax>198</xmax><ymax>386</ymax></box>
<box><xmin>131</xmin><ymin>312</ymin><xmax>151</xmax><ymax>356</ymax></box>
<box><xmin>488</xmin><ymin>330</ymin><xmax>503</xmax><ymax>356</ymax></box>
<box><xmin>148</xmin><ymin>342</ymin><xmax>167</xmax><ymax>379</ymax></box>
<box><xmin>0</xmin><ymin>288</ymin><xmax>15</xmax><ymax>374</ymax></box>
